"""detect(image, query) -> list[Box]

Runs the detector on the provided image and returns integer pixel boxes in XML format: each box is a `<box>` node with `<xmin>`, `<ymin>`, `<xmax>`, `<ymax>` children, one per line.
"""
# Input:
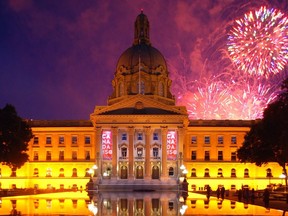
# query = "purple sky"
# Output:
<box><xmin>0</xmin><ymin>0</ymin><xmax>287</xmax><ymax>120</ymax></box>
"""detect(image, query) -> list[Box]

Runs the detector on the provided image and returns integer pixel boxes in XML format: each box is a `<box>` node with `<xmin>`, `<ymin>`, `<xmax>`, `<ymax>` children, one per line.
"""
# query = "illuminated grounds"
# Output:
<box><xmin>0</xmin><ymin>191</ymin><xmax>286</xmax><ymax>215</ymax></box>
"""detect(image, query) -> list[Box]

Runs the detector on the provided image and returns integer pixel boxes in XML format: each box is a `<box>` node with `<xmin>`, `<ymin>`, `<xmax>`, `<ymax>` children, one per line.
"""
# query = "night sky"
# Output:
<box><xmin>0</xmin><ymin>0</ymin><xmax>287</xmax><ymax>120</ymax></box>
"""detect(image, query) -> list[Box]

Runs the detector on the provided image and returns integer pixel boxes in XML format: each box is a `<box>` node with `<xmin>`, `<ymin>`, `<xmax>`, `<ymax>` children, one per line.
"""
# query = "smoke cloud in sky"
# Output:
<box><xmin>0</xmin><ymin>0</ymin><xmax>287</xmax><ymax>120</ymax></box>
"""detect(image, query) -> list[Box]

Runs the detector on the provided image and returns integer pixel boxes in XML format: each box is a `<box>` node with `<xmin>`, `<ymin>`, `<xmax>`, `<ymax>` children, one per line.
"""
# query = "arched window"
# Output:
<box><xmin>204</xmin><ymin>168</ymin><xmax>210</xmax><ymax>177</ymax></box>
<box><xmin>46</xmin><ymin>168</ymin><xmax>52</xmax><ymax>177</ymax></box>
<box><xmin>72</xmin><ymin>168</ymin><xmax>77</xmax><ymax>177</ymax></box>
<box><xmin>244</xmin><ymin>168</ymin><xmax>249</xmax><ymax>178</ymax></box>
<box><xmin>158</xmin><ymin>82</ymin><xmax>164</xmax><ymax>96</ymax></box>
<box><xmin>33</xmin><ymin>168</ymin><xmax>39</xmax><ymax>177</ymax></box>
<box><xmin>231</xmin><ymin>168</ymin><xmax>236</xmax><ymax>178</ymax></box>
<box><xmin>266</xmin><ymin>168</ymin><xmax>273</xmax><ymax>177</ymax></box>
<box><xmin>137</xmin><ymin>81</ymin><xmax>145</xmax><ymax>94</ymax></box>
<box><xmin>168</xmin><ymin>167</ymin><xmax>174</xmax><ymax>176</ymax></box>
<box><xmin>217</xmin><ymin>168</ymin><xmax>223</xmax><ymax>177</ymax></box>
<box><xmin>191</xmin><ymin>168</ymin><xmax>196</xmax><ymax>177</ymax></box>
<box><xmin>59</xmin><ymin>168</ymin><xmax>64</xmax><ymax>177</ymax></box>
<box><xmin>119</xmin><ymin>82</ymin><xmax>124</xmax><ymax>96</ymax></box>
<box><xmin>85</xmin><ymin>168</ymin><xmax>90</xmax><ymax>177</ymax></box>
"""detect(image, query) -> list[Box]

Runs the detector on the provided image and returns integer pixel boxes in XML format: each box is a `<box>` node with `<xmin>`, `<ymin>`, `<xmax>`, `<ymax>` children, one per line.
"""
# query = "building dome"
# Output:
<box><xmin>109</xmin><ymin>11</ymin><xmax>174</xmax><ymax>105</ymax></box>
<box><xmin>116</xmin><ymin>11</ymin><xmax>167</xmax><ymax>76</ymax></box>
<box><xmin>116</xmin><ymin>43</ymin><xmax>167</xmax><ymax>75</ymax></box>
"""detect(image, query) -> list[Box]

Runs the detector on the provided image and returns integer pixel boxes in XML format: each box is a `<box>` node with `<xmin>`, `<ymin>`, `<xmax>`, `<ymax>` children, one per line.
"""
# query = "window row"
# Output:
<box><xmin>120</xmin><ymin>147</ymin><xmax>160</xmax><ymax>159</ymax></box>
<box><xmin>120</xmin><ymin>132</ymin><xmax>160</xmax><ymax>141</ymax></box>
<box><xmin>33</xmin><ymin>151</ymin><xmax>91</xmax><ymax>161</ymax></box>
<box><xmin>34</xmin><ymin>168</ymin><xmax>94</xmax><ymax>177</ymax></box>
<box><xmin>33</xmin><ymin>135</ymin><xmax>91</xmax><ymax>145</ymax></box>
<box><xmin>191</xmin><ymin>135</ymin><xmax>237</xmax><ymax>145</ymax></box>
<box><xmin>191</xmin><ymin>151</ymin><xmax>237</xmax><ymax>161</ymax></box>
<box><xmin>187</xmin><ymin>198</ymin><xmax>245</xmax><ymax>210</ymax></box>
<box><xmin>190</xmin><ymin>168</ymin><xmax>274</xmax><ymax>178</ymax></box>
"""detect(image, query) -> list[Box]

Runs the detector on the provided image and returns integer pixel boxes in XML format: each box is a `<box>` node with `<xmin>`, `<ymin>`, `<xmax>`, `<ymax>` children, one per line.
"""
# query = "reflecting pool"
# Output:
<box><xmin>0</xmin><ymin>191</ymin><xmax>286</xmax><ymax>215</ymax></box>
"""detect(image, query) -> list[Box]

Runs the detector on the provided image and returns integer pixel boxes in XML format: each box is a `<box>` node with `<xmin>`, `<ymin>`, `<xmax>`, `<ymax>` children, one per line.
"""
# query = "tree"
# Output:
<box><xmin>237</xmin><ymin>77</ymin><xmax>288</xmax><ymax>191</ymax></box>
<box><xmin>0</xmin><ymin>104</ymin><xmax>33</xmax><ymax>170</ymax></box>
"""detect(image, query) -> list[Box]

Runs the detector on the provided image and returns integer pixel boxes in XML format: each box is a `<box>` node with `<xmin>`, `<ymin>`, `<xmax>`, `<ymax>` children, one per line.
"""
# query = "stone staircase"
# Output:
<box><xmin>96</xmin><ymin>178</ymin><xmax>179</xmax><ymax>192</ymax></box>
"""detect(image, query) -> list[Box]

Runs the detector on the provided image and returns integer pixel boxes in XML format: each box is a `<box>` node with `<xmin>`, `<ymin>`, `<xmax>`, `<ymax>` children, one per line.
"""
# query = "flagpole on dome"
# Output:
<box><xmin>138</xmin><ymin>38</ymin><xmax>141</xmax><ymax>94</ymax></box>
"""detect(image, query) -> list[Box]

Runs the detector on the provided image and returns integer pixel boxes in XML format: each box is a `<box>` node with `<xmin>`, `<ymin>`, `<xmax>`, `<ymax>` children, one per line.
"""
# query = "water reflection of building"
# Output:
<box><xmin>91</xmin><ymin>192</ymin><xmax>179</xmax><ymax>216</ymax></box>
<box><xmin>0</xmin><ymin>192</ymin><xmax>284</xmax><ymax>215</ymax></box>
<box><xmin>0</xmin><ymin>11</ymin><xmax>284</xmax><ymax>193</ymax></box>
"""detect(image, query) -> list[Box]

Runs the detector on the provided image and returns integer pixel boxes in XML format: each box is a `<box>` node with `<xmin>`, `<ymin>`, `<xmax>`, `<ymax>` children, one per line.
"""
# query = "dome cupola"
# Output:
<box><xmin>109</xmin><ymin>11</ymin><xmax>174</xmax><ymax>106</ymax></box>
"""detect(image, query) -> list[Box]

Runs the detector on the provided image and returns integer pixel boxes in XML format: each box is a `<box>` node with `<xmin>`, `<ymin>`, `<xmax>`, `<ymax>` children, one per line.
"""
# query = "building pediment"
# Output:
<box><xmin>91</xmin><ymin>94</ymin><xmax>187</xmax><ymax>116</ymax></box>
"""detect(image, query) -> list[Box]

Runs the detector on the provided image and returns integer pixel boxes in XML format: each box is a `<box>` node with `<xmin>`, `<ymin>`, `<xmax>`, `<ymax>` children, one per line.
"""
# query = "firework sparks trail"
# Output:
<box><xmin>227</xmin><ymin>6</ymin><xmax>288</xmax><ymax>78</ymax></box>
<box><xmin>170</xmin><ymin>2</ymin><xmax>287</xmax><ymax>120</ymax></box>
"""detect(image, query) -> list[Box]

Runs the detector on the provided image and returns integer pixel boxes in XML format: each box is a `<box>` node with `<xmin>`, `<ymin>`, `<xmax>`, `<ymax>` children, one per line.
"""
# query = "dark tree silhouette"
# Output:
<box><xmin>0</xmin><ymin>104</ymin><xmax>33</xmax><ymax>170</ymax></box>
<box><xmin>237</xmin><ymin>77</ymin><xmax>288</xmax><ymax>191</ymax></box>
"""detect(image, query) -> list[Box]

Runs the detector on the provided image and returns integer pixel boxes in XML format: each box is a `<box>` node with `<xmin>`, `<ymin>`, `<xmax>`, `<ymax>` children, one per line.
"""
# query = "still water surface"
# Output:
<box><xmin>0</xmin><ymin>191</ymin><xmax>285</xmax><ymax>215</ymax></box>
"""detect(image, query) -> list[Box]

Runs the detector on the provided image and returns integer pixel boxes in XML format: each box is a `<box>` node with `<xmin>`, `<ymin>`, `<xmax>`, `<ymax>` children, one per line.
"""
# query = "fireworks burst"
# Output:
<box><xmin>176</xmin><ymin>75</ymin><xmax>280</xmax><ymax>120</ymax></box>
<box><xmin>227</xmin><ymin>6</ymin><xmax>288</xmax><ymax>78</ymax></box>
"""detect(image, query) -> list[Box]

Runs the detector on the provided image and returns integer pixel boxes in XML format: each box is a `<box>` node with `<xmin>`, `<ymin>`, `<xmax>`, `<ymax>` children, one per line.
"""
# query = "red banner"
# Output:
<box><xmin>167</xmin><ymin>131</ymin><xmax>177</xmax><ymax>160</ymax></box>
<box><xmin>102</xmin><ymin>130</ymin><xmax>112</xmax><ymax>160</ymax></box>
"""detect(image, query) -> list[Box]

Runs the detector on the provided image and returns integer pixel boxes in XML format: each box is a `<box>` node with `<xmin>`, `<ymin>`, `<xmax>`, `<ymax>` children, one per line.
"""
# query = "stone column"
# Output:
<box><xmin>144</xmin><ymin>126</ymin><xmax>151</xmax><ymax>179</ymax></box>
<box><xmin>177</xmin><ymin>126</ymin><xmax>185</xmax><ymax>159</ymax></box>
<box><xmin>161</xmin><ymin>126</ymin><xmax>168</xmax><ymax>179</ymax></box>
<box><xmin>95</xmin><ymin>127</ymin><xmax>102</xmax><ymax>177</ymax></box>
<box><xmin>177</xmin><ymin>126</ymin><xmax>185</xmax><ymax>177</ymax></box>
<box><xmin>144</xmin><ymin>195</ymin><xmax>151</xmax><ymax>215</ymax></box>
<box><xmin>112</xmin><ymin>127</ymin><xmax>118</xmax><ymax>179</ymax></box>
<box><xmin>128</xmin><ymin>126</ymin><xmax>134</xmax><ymax>179</ymax></box>
<box><xmin>129</xmin><ymin>198</ymin><xmax>134</xmax><ymax>216</ymax></box>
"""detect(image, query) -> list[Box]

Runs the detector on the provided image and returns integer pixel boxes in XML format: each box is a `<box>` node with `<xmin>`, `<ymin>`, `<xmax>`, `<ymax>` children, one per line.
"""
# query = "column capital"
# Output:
<box><xmin>143</xmin><ymin>126</ymin><xmax>152</xmax><ymax>135</ymax></box>
<box><xmin>95</xmin><ymin>126</ymin><xmax>102</xmax><ymax>134</ymax></box>
<box><xmin>111</xmin><ymin>126</ymin><xmax>118</xmax><ymax>134</ymax></box>
<box><xmin>128</xmin><ymin>126</ymin><xmax>134</xmax><ymax>135</ymax></box>
<box><xmin>160</xmin><ymin>126</ymin><xmax>168</xmax><ymax>134</ymax></box>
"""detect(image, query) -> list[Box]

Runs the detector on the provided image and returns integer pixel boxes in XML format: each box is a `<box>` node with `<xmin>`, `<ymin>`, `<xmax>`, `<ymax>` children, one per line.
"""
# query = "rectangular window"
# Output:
<box><xmin>85</xmin><ymin>151</ymin><xmax>90</xmax><ymax>160</ymax></box>
<box><xmin>33</xmin><ymin>151</ymin><xmax>39</xmax><ymax>161</ymax></box>
<box><xmin>137</xmin><ymin>148</ymin><xmax>143</xmax><ymax>157</ymax></box>
<box><xmin>218</xmin><ymin>151</ymin><xmax>223</xmax><ymax>161</ymax></box>
<box><xmin>59</xmin><ymin>151</ymin><xmax>64</xmax><ymax>160</ymax></box>
<box><xmin>231</xmin><ymin>152</ymin><xmax>237</xmax><ymax>161</ymax></box>
<box><xmin>121</xmin><ymin>148</ymin><xmax>127</xmax><ymax>158</ymax></box>
<box><xmin>231</xmin><ymin>185</ymin><xmax>236</xmax><ymax>191</ymax></box>
<box><xmin>231</xmin><ymin>136</ymin><xmax>237</xmax><ymax>144</ymax></box>
<box><xmin>122</xmin><ymin>133</ymin><xmax>127</xmax><ymax>141</ymax></box>
<box><xmin>191</xmin><ymin>136</ymin><xmax>197</xmax><ymax>144</ymax></box>
<box><xmin>72</xmin><ymin>136</ymin><xmax>78</xmax><ymax>145</ymax></box>
<box><xmin>137</xmin><ymin>133</ymin><xmax>143</xmax><ymax>141</ymax></box>
<box><xmin>153</xmin><ymin>133</ymin><xmax>158</xmax><ymax>140</ymax></box>
<box><xmin>153</xmin><ymin>148</ymin><xmax>159</xmax><ymax>157</ymax></box>
<box><xmin>218</xmin><ymin>136</ymin><xmax>224</xmax><ymax>144</ymax></box>
<box><xmin>46</xmin><ymin>151</ymin><xmax>51</xmax><ymax>161</ymax></box>
<box><xmin>46</xmin><ymin>136</ymin><xmax>52</xmax><ymax>145</ymax></box>
<box><xmin>204</xmin><ymin>136</ymin><xmax>210</xmax><ymax>144</ymax></box>
<box><xmin>33</xmin><ymin>136</ymin><xmax>39</xmax><ymax>145</ymax></box>
<box><xmin>85</xmin><ymin>136</ymin><xmax>91</xmax><ymax>144</ymax></box>
<box><xmin>191</xmin><ymin>151</ymin><xmax>197</xmax><ymax>160</ymax></box>
<box><xmin>59</xmin><ymin>136</ymin><xmax>64</xmax><ymax>145</ymax></box>
<box><xmin>72</xmin><ymin>151</ymin><xmax>77</xmax><ymax>160</ymax></box>
<box><xmin>204</xmin><ymin>151</ymin><xmax>210</xmax><ymax>161</ymax></box>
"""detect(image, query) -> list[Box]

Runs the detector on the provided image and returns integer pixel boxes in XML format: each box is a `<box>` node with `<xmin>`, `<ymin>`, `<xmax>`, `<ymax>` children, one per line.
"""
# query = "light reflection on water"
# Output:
<box><xmin>0</xmin><ymin>191</ymin><xmax>285</xmax><ymax>215</ymax></box>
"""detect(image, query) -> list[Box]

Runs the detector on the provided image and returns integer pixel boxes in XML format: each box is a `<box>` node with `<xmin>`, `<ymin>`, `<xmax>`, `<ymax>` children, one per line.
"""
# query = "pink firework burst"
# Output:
<box><xmin>227</xmin><ymin>6</ymin><xmax>288</xmax><ymax>78</ymax></box>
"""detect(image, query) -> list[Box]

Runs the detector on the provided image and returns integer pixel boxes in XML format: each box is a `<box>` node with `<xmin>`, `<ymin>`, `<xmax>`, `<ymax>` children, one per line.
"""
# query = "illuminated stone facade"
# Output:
<box><xmin>0</xmin><ymin>12</ymin><xmax>284</xmax><ymax>192</ymax></box>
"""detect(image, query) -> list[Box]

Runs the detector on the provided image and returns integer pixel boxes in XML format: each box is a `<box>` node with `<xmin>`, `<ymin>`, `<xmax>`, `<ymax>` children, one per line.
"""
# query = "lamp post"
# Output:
<box><xmin>279</xmin><ymin>173</ymin><xmax>286</xmax><ymax>185</ymax></box>
<box><xmin>92</xmin><ymin>164</ymin><xmax>98</xmax><ymax>177</ymax></box>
